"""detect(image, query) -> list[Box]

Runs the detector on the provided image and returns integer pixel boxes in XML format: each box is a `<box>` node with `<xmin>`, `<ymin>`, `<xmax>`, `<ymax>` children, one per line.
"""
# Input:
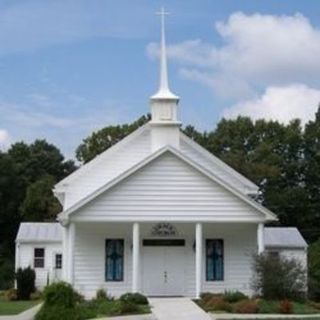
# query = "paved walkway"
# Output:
<box><xmin>0</xmin><ymin>304</ymin><xmax>41</xmax><ymax>320</ymax></box>
<box><xmin>95</xmin><ymin>315</ymin><xmax>155</xmax><ymax>320</ymax></box>
<box><xmin>210</xmin><ymin>313</ymin><xmax>320</xmax><ymax>319</ymax></box>
<box><xmin>149</xmin><ymin>298</ymin><xmax>211</xmax><ymax>320</ymax></box>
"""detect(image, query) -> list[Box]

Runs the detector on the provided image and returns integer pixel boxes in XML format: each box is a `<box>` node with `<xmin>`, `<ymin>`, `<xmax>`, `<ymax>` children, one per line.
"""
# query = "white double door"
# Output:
<box><xmin>142</xmin><ymin>245</ymin><xmax>185</xmax><ymax>296</ymax></box>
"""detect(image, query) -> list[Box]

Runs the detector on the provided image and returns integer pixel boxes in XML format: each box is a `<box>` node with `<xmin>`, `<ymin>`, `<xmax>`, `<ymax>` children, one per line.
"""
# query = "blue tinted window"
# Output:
<box><xmin>206</xmin><ymin>239</ymin><xmax>224</xmax><ymax>281</ymax></box>
<box><xmin>105</xmin><ymin>239</ymin><xmax>124</xmax><ymax>281</ymax></box>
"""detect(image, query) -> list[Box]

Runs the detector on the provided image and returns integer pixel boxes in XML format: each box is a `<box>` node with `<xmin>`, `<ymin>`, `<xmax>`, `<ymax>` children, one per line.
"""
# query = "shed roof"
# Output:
<box><xmin>264</xmin><ymin>227</ymin><xmax>307</xmax><ymax>249</ymax></box>
<box><xmin>16</xmin><ymin>223</ymin><xmax>62</xmax><ymax>242</ymax></box>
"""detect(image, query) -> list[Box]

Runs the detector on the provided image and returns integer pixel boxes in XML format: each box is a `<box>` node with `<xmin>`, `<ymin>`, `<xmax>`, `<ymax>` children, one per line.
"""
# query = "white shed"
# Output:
<box><xmin>264</xmin><ymin>227</ymin><xmax>308</xmax><ymax>267</ymax></box>
<box><xmin>15</xmin><ymin>223</ymin><xmax>63</xmax><ymax>289</ymax></box>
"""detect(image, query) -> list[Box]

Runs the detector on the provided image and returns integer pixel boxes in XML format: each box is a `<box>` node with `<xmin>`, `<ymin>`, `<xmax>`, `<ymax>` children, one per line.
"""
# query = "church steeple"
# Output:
<box><xmin>150</xmin><ymin>8</ymin><xmax>180</xmax><ymax>126</ymax></box>
<box><xmin>151</xmin><ymin>8</ymin><xmax>179</xmax><ymax>101</ymax></box>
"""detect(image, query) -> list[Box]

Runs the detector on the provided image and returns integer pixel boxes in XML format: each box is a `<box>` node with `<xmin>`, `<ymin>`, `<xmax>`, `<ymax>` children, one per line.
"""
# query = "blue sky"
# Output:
<box><xmin>1</xmin><ymin>0</ymin><xmax>320</xmax><ymax>158</ymax></box>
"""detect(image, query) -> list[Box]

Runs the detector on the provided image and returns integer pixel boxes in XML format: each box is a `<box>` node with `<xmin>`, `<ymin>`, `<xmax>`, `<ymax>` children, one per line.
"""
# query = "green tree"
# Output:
<box><xmin>203</xmin><ymin>117</ymin><xmax>306</xmax><ymax>228</ymax></box>
<box><xmin>0</xmin><ymin>140</ymin><xmax>76</xmax><ymax>289</ymax></box>
<box><xmin>308</xmin><ymin>239</ymin><xmax>320</xmax><ymax>300</ymax></box>
<box><xmin>304</xmin><ymin>107</ymin><xmax>320</xmax><ymax>241</ymax></box>
<box><xmin>20</xmin><ymin>175</ymin><xmax>61</xmax><ymax>222</ymax></box>
<box><xmin>76</xmin><ymin>115</ymin><xmax>150</xmax><ymax>163</ymax></box>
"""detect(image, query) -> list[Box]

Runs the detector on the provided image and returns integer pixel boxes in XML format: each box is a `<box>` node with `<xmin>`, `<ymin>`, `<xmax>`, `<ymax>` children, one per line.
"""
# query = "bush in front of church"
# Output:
<box><xmin>16</xmin><ymin>267</ymin><xmax>36</xmax><ymax>300</ymax></box>
<box><xmin>35</xmin><ymin>282</ymin><xmax>85</xmax><ymax>320</ymax></box>
<box><xmin>251</xmin><ymin>253</ymin><xmax>307</xmax><ymax>301</ymax></box>
<box><xmin>120</xmin><ymin>292</ymin><xmax>149</xmax><ymax>305</ymax></box>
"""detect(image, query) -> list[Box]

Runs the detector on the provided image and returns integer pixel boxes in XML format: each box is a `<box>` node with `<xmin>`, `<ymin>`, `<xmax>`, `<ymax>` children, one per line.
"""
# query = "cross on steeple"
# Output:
<box><xmin>151</xmin><ymin>7</ymin><xmax>179</xmax><ymax>101</ymax></box>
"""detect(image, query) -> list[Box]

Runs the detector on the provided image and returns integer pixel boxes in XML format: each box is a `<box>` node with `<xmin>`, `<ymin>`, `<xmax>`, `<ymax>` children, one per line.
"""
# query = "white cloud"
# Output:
<box><xmin>148</xmin><ymin>12</ymin><xmax>320</xmax><ymax>100</ymax></box>
<box><xmin>0</xmin><ymin>129</ymin><xmax>10</xmax><ymax>149</ymax></box>
<box><xmin>223</xmin><ymin>84</ymin><xmax>320</xmax><ymax>125</ymax></box>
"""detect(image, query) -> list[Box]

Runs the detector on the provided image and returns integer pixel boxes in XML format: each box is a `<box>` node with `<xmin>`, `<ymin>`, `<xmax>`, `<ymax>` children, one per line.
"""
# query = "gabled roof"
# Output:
<box><xmin>54</xmin><ymin>123</ymin><xmax>150</xmax><ymax>191</ymax></box>
<box><xmin>180</xmin><ymin>132</ymin><xmax>258</xmax><ymax>193</ymax></box>
<box><xmin>58</xmin><ymin>146</ymin><xmax>277</xmax><ymax>223</ymax></box>
<box><xmin>264</xmin><ymin>227</ymin><xmax>307</xmax><ymax>248</ymax></box>
<box><xmin>54</xmin><ymin>124</ymin><xmax>260</xmax><ymax>210</ymax></box>
<box><xmin>16</xmin><ymin>223</ymin><xmax>62</xmax><ymax>243</ymax></box>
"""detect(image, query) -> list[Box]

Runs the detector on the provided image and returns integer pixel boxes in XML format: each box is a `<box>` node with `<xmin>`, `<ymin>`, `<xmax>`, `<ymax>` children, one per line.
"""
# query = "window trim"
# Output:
<box><xmin>206</xmin><ymin>239</ymin><xmax>224</xmax><ymax>282</ymax></box>
<box><xmin>34</xmin><ymin>248</ymin><xmax>45</xmax><ymax>269</ymax></box>
<box><xmin>105</xmin><ymin>239</ymin><xmax>124</xmax><ymax>282</ymax></box>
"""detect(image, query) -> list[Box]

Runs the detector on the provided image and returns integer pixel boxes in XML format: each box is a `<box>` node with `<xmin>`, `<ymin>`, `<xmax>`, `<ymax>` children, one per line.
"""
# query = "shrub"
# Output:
<box><xmin>16</xmin><ymin>267</ymin><xmax>35</xmax><ymax>300</ymax></box>
<box><xmin>204</xmin><ymin>296</ymin><xmax>232</xmax><ymax>312</ymax></box>
<box><xmin>4</xmin><ymin>288</ymin><xmax>17</xmax><ymax>301</ymax></box>
<box><xmin>36</xmin><ymin>305</ymin><xmax>79</xmax><ymax>320</ymax></box>
<box><xmin>118</xmin><ymin>301</ymin><xmax>141</xmax><ymax>314</ymax></box>
<box><xmin>279</xmin><ymin>300</ymin><xmax>293</xmax><ymax>314</ymax></box>
<box><xmin>309</xmin><ymin>301</ymin><xmax>320</xmax><ymax>310</ymax></box>
<box><xmin>120</xmin><ymin>292</ymin><xmax>148</xmax><ymax>305</ymax></box>
<box><xmin>96</xmin><ymin>288</ymin><xmax>107</xmax><ymax>300</ymax></box>
<box><xmin>308</xmin><ymin>240</ymin><xmax>320</xmax><ymax>301</ymax></box>
<box><xmin>30</xmin><ymin>290</ymin><xmax>42</xmax><ymax>300</ymax></box>
<box><xmin>251</xmin><ymin>253</ymin><xmax>307</xmax><ymax>301</ymax></box>
<box><xmin>234</xmin><ymin>299</ymin><xmax>259</xmax><ymax>313</ymax></box>
<box><xmin>76</xmin><ymin>301</ymin><xmax>98</xmax><ymax>320</ymax></box>
<box><xmin>257</xmin><ymin>299</ymin><xmax>278</xmax><ymax>313</ymax></box>
<box><xmin>36</xmin><ymin>282</ymin><xmax>84</xmax><ymax>320</ymax></box>
<box><xmin>224</xmin><ymin>290</ymin><xmax>248</xmax><ymax>303</ymax></box>
<box><xmin>43</xmin><ymin>282</ymin><xmax>81</xmax><ymax>308</ymax></box>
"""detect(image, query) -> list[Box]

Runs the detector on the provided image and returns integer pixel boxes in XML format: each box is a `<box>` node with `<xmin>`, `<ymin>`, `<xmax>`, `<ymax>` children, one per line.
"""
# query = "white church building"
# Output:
<box><xmin>15</xmin><ymin>12</ymin><xmax>307</xmax><ymax>299</ymax></box>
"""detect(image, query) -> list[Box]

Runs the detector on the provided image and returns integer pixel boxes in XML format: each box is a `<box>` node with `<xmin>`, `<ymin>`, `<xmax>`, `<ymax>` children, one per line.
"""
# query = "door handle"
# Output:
<box><xmin>164</xmin><ymin>271</ymin><xmax>168</xmax><ymax>283</ymax></box>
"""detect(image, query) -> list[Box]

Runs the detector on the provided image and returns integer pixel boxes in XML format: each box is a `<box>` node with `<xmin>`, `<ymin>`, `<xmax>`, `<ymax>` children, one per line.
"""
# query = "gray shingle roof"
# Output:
<box><xmin>16</xmin><ymin>223</ymin><xmax>62</xmax><ymax>242</ymax></box>
<box><xmin>264</xmin><ymin>227</ymin><xmax>307</xmax><ymax>249</ymax></box>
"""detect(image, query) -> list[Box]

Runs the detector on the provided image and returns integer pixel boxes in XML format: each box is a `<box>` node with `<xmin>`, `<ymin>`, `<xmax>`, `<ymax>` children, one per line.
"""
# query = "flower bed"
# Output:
<box><xmin>196</xmin><ymin>291</ymin><xmax>320</xmax><ymax>315</ymax></box>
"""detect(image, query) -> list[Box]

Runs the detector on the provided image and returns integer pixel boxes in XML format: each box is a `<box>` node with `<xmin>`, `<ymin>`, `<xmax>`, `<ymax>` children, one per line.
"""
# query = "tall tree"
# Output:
<box><xmin>20</xmin><ymin>175</ymin><xmax>61</xmax><ymax>222</ymax></box>
<box><xmin>304</xmin><ymin>106</ymin><xmax>320</xmax><ymax>241</ymax></box>
<box><xmin>0</xmin><ymin>140</ymin><xmax>76</xmax><ymax>289</ymax></box>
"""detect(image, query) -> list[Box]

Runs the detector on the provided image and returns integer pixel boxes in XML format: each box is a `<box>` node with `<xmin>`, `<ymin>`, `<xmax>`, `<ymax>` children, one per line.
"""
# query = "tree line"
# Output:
<box><xmin>1</xmin><ymin>111</ymin><xmax>320</xmax><ymax>289</ymax></box>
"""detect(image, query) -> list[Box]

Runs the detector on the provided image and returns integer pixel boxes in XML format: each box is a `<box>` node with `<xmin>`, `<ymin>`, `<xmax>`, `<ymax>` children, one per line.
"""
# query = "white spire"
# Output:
<box><xmin>151</xmin><ymin>7</ymin><xmax>179</xmax><ymax>101</ymax></box>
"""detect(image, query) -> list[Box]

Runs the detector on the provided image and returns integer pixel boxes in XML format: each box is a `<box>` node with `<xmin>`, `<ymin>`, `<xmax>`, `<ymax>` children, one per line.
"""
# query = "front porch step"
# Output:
<box><xmin>149</xmin><ymin>297</ymin><xmax>211</xmax><ymax>320</ymax></box>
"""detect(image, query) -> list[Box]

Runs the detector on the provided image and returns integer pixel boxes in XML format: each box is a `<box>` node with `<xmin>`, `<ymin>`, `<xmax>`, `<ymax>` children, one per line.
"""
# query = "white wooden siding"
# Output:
<box><xmin>16</xmin><ymin>242</ymin><xmax>62</xmax><ymax>289</ymax></box>
<box><xmin>60</xmin><ymin>127</ymin><xmax>259</xmax><ymax>211</ymax></box>
<box><xmin>202</xmin><ymin>224</ymin><xmax>256</xmax><ymax>295</ymax></box>
<box><xmin>64</xmin><ymin>129</ymin><xmax>151</xmax><ymax>209</ymax></box>
<box><xmin>74</xmin><ymin>152</ymin><xmax>263</xmax><ymax>222</ymax></box>
<box><xmin>265</xmin><ymin>248</ymin><xmax>307</xmax><ymax>269</ymax></box>
<box><xmin>180</xmin><ymin>137</ymin><xmax>257</xmax><ymax>194</ymax></box>
<box><xmin>72</xmin><ymin>222</ymin><xmax>257</xmax><ymax>298</ymax></box>
<box><xmin>73</xmin><ymin>223</ymin><xmax>133</xmax><ymax>298</ymax></box>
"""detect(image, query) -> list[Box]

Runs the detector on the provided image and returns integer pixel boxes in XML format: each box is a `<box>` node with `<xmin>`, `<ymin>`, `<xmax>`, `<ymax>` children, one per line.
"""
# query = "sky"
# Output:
<box><xmin>1</xmin><ymin>0</ymin><xmax>320</xmax><ymax>159</ymax></box>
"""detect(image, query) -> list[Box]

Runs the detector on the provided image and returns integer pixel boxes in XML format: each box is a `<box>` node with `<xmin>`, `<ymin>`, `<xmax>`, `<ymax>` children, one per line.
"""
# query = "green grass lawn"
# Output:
<box><xmin>0</xmin><ymin>296</ymin><xmax>40</xmax><ymax>315</ymax></box>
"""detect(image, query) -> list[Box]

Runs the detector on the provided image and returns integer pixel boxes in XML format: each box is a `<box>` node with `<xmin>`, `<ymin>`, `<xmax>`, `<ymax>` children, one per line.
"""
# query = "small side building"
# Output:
<box><xmin>264</xmin><ymin>227</ymin><xmax>308</xmax><ymax>267</ymax></box>
<box><xmin>15</xmin><ymin>223</ymin><xmax>63</xmax><ymax>289</ymax></box>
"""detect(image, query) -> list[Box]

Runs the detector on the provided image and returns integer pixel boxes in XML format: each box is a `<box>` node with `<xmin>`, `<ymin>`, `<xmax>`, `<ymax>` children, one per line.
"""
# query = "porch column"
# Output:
<box><xmin>132</xmin><ymin>222</ymin><xmax>140</xmax><ymax>292</ymax></box>
<box><xmin>67</xmin><ymin>222</ymin><xmax>75</xmax><ymax>284</ymax></box>
<box><xmin>195</xmin><ymin>223</ymin><xmax>203</xmax><ymax>299</ymax></box>
<box><xmin>257</xmin><ymin>223</ymin><xmax>265</xmax><ymax>254</ymax></box>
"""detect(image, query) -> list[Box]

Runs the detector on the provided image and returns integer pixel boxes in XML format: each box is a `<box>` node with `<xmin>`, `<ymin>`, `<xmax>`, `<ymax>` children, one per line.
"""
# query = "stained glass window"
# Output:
<box><xmin>105</xmin><ymin>239</ymin><xmax>124</xmax><ymax>281</ymax></box>
<box><xmin>206</xmin><ymin>239</ymin><xmax>224</xmax><ymax>281</ymax></box>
